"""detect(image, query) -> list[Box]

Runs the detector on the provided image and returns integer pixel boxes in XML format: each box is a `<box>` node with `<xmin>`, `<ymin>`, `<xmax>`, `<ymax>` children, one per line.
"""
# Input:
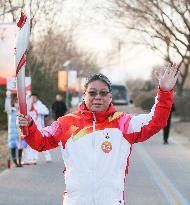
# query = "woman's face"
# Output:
<box><xmin>31</xmin><ymin>96</ymin><xmax>38</xmax><ymax>103</ymax></box>
<box><xmin>84</xmin><ymin>80</ymin><xmax>112</xmax><ymax>112</ymax></box>
<box><xmin>12</xmin><ymin>97</ymin><xmax>18</xmax><ymax>108</ymax></box>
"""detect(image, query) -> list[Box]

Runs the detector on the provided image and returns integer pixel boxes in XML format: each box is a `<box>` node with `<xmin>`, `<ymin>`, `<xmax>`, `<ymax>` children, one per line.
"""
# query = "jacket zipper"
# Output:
<box><xmin>92</xmin><ymin>113</ymin><xmax>96</xmax><ymax>205</ymax></box>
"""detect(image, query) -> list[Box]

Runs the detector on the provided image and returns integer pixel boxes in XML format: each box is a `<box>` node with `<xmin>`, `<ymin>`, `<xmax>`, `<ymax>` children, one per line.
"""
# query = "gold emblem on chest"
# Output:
<box><xmin>101</xmin><ymin>141</ymin><xmax>112</xmax><ymax>153</ymax></box>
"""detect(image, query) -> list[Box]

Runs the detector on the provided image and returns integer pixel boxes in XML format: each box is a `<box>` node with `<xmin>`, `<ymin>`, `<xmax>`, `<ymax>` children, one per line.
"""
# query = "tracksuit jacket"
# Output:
<box><xmin>24</xmin><ymin>88</ymin><xmax>173</xmax><ymax>205</ymax></box>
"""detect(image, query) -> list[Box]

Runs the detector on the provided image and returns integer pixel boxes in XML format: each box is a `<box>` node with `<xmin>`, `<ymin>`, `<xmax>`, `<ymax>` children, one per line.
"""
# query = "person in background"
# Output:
<box><xmin>52</xmin><ymin>94</ymin><xmax>68</xmax><ymax>161</ymax></box>
<box><xmin>163</xmin><ymin>103</ymin><xmax>176</xmax><ymax>144</ymax></box>
<box><xmin>52</xmin><ymin>94</ymin><xmax>67</xmax><ymax>120</ymax></box>
<box><xmin>5</xmin><ymin>93</ymin><xmax>26</xmax><ymax>167</ymax></box>
<box><xmin>17</xmin><ymin>64</ymin><xmax>180</xmax><ymax>205</ymax></box>
<box><xmin>44</xmin><ymin>114</ymin><xmax>50</xmax><ymax>127</ymax></box>
<box><xmin>28</xmin><ymin>93</ymin><xmax>52</xmax><ymax>163</ymax></box>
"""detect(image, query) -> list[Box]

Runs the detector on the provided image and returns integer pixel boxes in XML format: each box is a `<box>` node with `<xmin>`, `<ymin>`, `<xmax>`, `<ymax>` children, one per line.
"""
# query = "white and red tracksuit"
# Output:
<box><xmin>27</xmin><ymin>99</ymin><xmax>52</xmax><ymax>162</ymax></box>
<box><xmin>24</xmin><ymin>88</ymin><xmax>173</xmax><ymax>205</ymax></box>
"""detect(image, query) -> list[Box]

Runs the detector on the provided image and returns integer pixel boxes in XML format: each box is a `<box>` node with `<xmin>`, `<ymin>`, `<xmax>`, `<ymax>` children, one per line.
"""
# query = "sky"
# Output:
<box><xmin>0</xmin><ymin>20</ymin><xmax>163</xmax><ymax>83</ymax></box>
<box><xmin>102</xmin><ymin>45</ymin><xmax>164</xmax><ymax>83</ymax></box>
<box><xmin>0</xmin><ymin>1</ymin><xmax>164</xmax><ymax>83</ymax></box>
<box><xmin>75</xmin><ymin>27</ymin><xmax>163</xmax><ymax>83</ymax></box>
<box><xmin>59</xmin><ymin>0</ymin><xmax>164</xmax><ymax>83</ymax></box>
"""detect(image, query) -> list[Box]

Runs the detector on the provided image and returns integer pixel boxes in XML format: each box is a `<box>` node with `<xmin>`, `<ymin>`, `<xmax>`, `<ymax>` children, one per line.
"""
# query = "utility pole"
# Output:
<box><xmin>63</xmin><ymin>60</ymin><xmax>71</xmax><ymax>108</ymax></box>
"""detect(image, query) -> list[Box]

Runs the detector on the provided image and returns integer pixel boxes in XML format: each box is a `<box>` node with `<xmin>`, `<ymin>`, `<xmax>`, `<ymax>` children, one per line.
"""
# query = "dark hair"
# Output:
<box><xmin>31</xmin><ymin>93</ymin><xmax>38</xmax><ymax>98</ymax></box>
<box><xmin>84</xmin><ymin>74</ymin><xmax>112</xmax><ymax>92</ymax></box>
<box><xmin>11</xmin><ymin>94</ymin><xmax>17</xmax><ymax>106</ymax></box>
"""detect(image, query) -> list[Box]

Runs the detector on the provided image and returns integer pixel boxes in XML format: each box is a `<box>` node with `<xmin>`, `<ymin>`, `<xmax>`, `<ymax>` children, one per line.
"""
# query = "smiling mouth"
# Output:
<box><xmin>93</xmin><ymin>103</ymin><xmax>102</xmax><ymax>106</ymax></box>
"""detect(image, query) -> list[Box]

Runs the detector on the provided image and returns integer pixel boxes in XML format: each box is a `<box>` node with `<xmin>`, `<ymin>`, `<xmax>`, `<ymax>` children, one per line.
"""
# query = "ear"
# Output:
<box><xmin>109</xmin><ymin>93</ymin><xmax>112</xmax><ymax>99</ymax></box>
<box><xmin>109</xmin><ymin>93</ymin><xmax>112</xmax><ymax>102</ymax></box>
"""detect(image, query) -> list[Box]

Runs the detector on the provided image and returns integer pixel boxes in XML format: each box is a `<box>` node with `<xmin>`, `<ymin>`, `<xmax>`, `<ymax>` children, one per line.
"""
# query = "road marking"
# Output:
<box><xmin>137</xmin><ymin>144</ymin><xmax>189</xmax><ymax>205</ymax></box>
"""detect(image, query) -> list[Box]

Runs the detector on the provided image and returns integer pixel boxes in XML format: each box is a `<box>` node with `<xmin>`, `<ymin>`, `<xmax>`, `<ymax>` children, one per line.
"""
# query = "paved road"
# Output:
<box><xmin>0</xmin><ymin>104</ymin><xmax>190</xmax><ymax>205</ymax></box>
<box><xmin>0</xmin><ymin>148</ymin><xmax>65</xmax><ymax>205</ymax></box>
<box><xmin>125</xmin><ymin>133</ymin><xmax>190</xmax><ymax>205</ymax></box>
<box><xmin>1</xmin><ymin>132</ymin><xmax>190</xmax><ymax>205</ymax></box>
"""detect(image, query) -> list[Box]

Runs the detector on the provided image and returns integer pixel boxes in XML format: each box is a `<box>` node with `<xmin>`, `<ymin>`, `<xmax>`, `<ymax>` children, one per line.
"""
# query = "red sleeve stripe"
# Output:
<box><xmin>125</xmin><ymin>89</ymin><xmax>173</xmax><ymax>144</ymax></box>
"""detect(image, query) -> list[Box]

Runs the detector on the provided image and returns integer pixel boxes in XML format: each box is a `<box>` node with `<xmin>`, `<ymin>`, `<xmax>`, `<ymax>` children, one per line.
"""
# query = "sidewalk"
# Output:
<box><xmin>0</xmin><ymin>147</ymin><xmax>65</xmax><ymax>205</ymax></box>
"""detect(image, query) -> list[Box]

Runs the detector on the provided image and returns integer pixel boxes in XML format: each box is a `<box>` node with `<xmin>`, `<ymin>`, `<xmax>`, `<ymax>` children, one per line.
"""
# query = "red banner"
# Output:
<box><xmin>0</xmin><ymin>76</ymin><xmax>6</xmax><ymax>85</ymax></box>
<box><xmin>0</xmin><ymin>23</ymin><xmax>17</xmax><ymax>79</ymax></box>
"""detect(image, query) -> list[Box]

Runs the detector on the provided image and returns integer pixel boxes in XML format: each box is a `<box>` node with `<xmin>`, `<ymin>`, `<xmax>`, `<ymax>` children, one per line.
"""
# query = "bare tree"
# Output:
<box><xmin>107</xmin><ymin>0</ymin><xmax>190</xmax><ymax>95</ymax></box>
<box><xmin>1</xmin><ymin>0</ymin><xmax>102</xmax><ymax>77</ymax></box>
<box><xmin>0</xmin><ymin>0</ymin><xmax>64</xmax><ymax>43</ymax></box>
<box><xmin>0</xmin><ymin>0</ymin><xmax>71</xmax><ymax>73</ymax></box>
<box><xmin>32</xmin><ymin>27</ymin><xmax>76</xmax><ymax>75</ymax></box>
<box><xmin>32</xmin><ymin>27</ymin><xmax>99</xmax><ymax>77</ymax></box>
<box><xmin>71</xmin><ymin>52</ymin><xmax>100</xmax><ymax>76</ymax></box>
<box><xmin>0</xmin><ymin>0</ymin><xmax>24</xmax><ymax>21</ymax></box>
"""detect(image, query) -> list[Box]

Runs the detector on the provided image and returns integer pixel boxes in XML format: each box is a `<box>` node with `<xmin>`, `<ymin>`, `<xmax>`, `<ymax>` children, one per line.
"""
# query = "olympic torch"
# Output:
<box><xmin>15</xmin><ymin>12</ymin><xmax>30</xmax><ymax>136</ymax></box>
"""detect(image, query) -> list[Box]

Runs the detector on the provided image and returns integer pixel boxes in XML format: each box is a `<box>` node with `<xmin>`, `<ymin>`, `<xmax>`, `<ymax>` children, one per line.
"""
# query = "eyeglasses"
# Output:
<box><xmin>87</xmin><ymin>90</ymin><xmax>110</xmax><ymax>97</ymax></box>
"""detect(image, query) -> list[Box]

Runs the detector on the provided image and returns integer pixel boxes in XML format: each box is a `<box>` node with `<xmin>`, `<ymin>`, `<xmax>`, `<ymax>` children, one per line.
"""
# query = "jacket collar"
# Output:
<box><xmin>78</xmin><ymin>102</ymin><xmax>117</xmax><ymax>122</ymax></box>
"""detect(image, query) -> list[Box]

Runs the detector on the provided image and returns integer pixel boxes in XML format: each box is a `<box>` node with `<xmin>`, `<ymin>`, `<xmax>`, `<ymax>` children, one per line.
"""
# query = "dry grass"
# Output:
<box><xmin>171</xmin><ymin>120</ymin><xmax>190</xmax><ymax>138</ymax></box>
<box><xmin>0</xmin><ymin>130</ymin><xmax>9</xmax><ymax>172</ymax></box>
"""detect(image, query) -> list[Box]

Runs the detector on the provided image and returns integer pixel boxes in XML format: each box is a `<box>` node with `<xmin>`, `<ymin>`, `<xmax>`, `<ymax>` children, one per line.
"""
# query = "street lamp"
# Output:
<box><xmin>63</xmin><ymin>60</ymin><xmax>71</xmax><ymax>67</ymax></box>
<box><xmin>63</xmin><ymin>60</ymin><xmax>71</xmax><ymax>108</ymax></box>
